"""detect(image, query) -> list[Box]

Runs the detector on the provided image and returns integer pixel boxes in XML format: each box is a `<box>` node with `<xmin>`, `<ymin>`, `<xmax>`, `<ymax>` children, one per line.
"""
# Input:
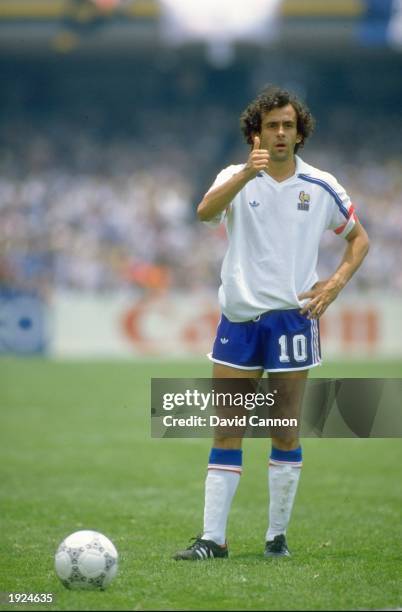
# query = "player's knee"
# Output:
<box><xmin>213</xmin><ymin>436</ymin><xmax>242</xmax><ymax>450</ymax></box>
<box><xmin>271</xmin><ymin>435</ymin><xmax>299</xmax><ymax>451</ymax></box>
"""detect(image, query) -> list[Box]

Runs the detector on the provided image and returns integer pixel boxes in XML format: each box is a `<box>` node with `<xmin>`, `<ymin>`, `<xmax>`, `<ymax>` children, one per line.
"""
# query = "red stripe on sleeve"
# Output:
<box><xmin>334</xmin><ymin>204</ymin><xmax>356</xmax><ymax>235</ymax></box>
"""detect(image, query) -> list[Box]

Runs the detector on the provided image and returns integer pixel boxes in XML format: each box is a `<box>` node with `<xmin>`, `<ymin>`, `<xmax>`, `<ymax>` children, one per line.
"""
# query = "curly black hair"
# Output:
<box><xmin>240</xmin><ymin>85</ymin><xmax>315</xmax><ymax>153</ymax></box>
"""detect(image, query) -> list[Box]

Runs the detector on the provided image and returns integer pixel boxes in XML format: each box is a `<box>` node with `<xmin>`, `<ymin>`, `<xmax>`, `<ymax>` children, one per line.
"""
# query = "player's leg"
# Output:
<box><xmin>264</xmin><ymin>369</ymin><xmax>308</xmax><ymax>558</ymax></box>
<box><xmin>174</xmin><ymin>363</ymin><xmax>263</xmax><ymax>560</ymax></box>
<box><xmin>202</xmin><ymin>363</ymin><xmax>263</xmax><ymax>547</ymax></box>
<box><xmin>261</xmin><ymin>308</ymin><xmax>320</xmax><ymax>557</ymax></box>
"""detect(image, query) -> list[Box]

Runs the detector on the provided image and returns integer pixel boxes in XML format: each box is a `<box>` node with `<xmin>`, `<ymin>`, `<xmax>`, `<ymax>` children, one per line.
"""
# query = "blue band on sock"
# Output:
<box><xmin>270</xmin><ymin>446</ymin><xmax>302</xmax><ymax>463</ymax></box>
<box><xmin>209</xmin><ymin>448</ymin><xmax>242</xmax><ymax>466</ymax></box>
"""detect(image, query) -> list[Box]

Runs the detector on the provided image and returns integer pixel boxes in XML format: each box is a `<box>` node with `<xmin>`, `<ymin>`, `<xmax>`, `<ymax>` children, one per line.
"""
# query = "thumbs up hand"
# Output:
<box><xmin>244</xmin><ymin>135</ymin><xmax>269</xmax><ymax>179</ymax></box>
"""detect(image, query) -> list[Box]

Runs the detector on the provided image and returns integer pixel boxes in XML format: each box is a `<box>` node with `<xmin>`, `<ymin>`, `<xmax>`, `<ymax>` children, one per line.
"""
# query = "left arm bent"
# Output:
<box><xmin>299</xmin><ymin>219</ymin><xmax>370</xmax><ymax>319</ymax></box>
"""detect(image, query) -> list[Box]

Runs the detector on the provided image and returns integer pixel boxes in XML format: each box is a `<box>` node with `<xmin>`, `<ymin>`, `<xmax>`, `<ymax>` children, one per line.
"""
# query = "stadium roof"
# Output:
<box><xmin>0</xmin><ymin>0</ymin><xmax>398</xmax><ymax>54</ymax></box>
<box><xmin>0</xmin><ymin>0</ymin><xmax>367</xmax><ymax>22</ymax></box>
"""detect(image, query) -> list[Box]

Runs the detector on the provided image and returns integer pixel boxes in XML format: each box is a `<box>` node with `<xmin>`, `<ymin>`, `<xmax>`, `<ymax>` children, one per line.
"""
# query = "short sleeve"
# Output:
<box><xmin>202</xmin><ymin>165</ymin><xmax>243</xmax><ymax>228</ymax></box>
<box><xmin>326</xmin><ymin>178</ymin><xmax>357</xmax><ymax>238</ymax></box>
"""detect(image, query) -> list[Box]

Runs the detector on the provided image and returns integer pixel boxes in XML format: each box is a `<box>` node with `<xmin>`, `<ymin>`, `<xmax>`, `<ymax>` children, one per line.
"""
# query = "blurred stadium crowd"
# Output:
<box><xmin>1</xmin><ymin>61</ymin><xmax>402</xmax><ymax>298</ymax></box>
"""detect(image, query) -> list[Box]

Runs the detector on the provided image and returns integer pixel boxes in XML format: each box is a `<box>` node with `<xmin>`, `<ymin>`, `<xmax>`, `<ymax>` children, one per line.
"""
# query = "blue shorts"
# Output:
<box><xmin>209</xmin><ymin>309</ymin><xmax>321</xmax><ymax>372</ymax></box>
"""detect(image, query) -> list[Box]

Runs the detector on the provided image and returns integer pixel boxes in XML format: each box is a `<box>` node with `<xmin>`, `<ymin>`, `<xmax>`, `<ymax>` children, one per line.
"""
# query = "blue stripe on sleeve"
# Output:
<box><xmin>298</xmin><ymin>174</ymin><xmax>349</xmax><ymax>220</ymax></box>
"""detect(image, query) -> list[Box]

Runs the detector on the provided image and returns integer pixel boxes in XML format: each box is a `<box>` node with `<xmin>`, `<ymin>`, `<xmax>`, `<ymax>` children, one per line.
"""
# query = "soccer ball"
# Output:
<box><xmin>55</xmin><ymin>530</ymin><xmax>118</xmax><ymax>590</ymax></box>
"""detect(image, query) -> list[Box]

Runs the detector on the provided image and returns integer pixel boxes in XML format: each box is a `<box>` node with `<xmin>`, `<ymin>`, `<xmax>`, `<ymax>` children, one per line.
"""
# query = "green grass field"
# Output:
<box><xmin>1</xmin><ymin>358</ymin><xmax>402</xmax><ymax>611</ymax></box>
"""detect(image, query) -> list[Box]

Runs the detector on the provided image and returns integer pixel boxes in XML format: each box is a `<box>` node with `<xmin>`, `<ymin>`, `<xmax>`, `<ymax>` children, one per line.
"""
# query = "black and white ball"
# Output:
<box><xmin>55</xmin><ymin>530</ymin><xmax>118</xmax><ymax>590</ymax></box>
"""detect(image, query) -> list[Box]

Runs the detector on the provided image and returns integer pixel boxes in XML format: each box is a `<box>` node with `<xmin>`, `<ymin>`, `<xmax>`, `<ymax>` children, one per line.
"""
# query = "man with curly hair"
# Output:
<box><xmin>174</xmin><ymin>85</ymin><xmax>369</xmax><ymax>561</ymax></box>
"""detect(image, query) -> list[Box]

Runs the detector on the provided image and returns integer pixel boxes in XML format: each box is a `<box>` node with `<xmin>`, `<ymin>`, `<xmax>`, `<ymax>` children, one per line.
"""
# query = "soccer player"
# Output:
<box><xmin>174</xmin><ymin>85</ymin><xmax>369</xmax><ymax>561</ymax></box>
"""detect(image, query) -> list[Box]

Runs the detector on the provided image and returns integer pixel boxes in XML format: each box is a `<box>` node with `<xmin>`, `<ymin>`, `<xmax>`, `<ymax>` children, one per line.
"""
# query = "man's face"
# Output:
<box><xmin>258</xmin><ymin>104</ymin><xmax>302</xmax><ymax>162</ymax></box>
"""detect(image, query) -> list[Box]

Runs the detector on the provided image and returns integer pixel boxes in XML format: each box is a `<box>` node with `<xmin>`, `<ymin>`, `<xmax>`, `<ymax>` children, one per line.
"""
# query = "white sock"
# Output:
<box><xmin>202</xmin><ymin>469</ymin><xmax>241</xmax><ymax>545</ymax></box>
<box><xmin>266</xmin><ymin>460</ymin><xmax>302</xmax><ymax>541</ymax></box>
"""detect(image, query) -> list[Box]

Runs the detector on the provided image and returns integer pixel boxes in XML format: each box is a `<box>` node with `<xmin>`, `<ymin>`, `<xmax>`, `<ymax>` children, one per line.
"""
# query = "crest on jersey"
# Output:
<box><xmin>249</xmin><ymin>200</ymin><xmax>260</xmax><ymax>208</ymax></box>
<box><xmin>297</xmin><ymin>191</ymin><xmax>310</xmax><ymax>211</ymax></box>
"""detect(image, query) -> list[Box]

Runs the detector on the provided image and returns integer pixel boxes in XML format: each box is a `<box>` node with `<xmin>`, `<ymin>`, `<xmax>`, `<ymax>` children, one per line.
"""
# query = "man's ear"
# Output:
<box><xmin>296</xmin><ymin>134</ymin><xmax>302</xmax><ymax>143</ymax></box>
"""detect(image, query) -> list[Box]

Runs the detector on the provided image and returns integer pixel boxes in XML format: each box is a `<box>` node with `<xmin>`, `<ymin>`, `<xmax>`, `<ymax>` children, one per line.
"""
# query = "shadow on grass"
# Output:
<box><xmin>230</xmin><ymin>552</ymin><xmax>290</xmax><ymax>562</ymax></box>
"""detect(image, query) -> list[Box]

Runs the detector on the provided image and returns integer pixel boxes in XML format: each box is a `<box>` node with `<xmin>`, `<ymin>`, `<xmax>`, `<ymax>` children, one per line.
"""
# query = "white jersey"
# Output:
<box><xmin>206</xmin><ymin>155</ymin><xmax>356</xmax><ymax>322</ymax></box>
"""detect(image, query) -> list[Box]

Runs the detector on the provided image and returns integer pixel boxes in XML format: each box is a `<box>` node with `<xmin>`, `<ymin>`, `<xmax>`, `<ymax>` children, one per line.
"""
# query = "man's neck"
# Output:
<box><xmin>266</xmin><ymin>157</ymin><xmax>297</xmax><ymax>183</ymax></box>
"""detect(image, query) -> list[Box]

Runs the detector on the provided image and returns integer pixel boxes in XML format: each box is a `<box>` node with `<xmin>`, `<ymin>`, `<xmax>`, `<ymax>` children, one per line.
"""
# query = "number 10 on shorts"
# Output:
<box><xmin>279</xmin><ymin>334</ymin><xmax>307</xmax><ymax>363</ymax></box>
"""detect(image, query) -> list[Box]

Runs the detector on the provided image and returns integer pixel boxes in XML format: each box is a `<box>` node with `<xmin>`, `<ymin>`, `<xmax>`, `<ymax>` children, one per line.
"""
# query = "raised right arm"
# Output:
<box><xmin>197</xmin><ymin>136</ymin><xmax>269</xmax><ymax>222</ymax></box>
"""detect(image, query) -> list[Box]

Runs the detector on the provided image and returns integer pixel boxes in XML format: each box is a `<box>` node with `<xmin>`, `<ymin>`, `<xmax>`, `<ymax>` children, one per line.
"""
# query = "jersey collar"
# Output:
<box><xmin>259</xmin><ymin>155</ymin><xmax>309</xmax><ymax>185</ymax></box>
<box><xmin>295</xmin><ymin>155</ymin><xmax>312</xmax><ymax>176</ymax></box>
